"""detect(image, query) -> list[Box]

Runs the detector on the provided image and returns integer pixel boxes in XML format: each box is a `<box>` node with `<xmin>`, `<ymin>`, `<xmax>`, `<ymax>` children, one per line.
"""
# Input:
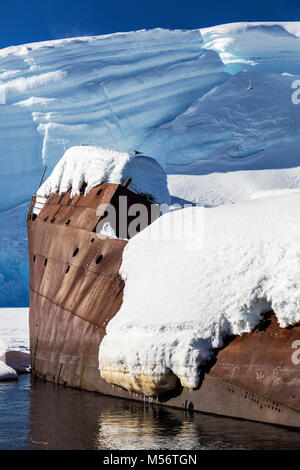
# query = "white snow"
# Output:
<box><xmin>251</xmin><ymin>188</ymin><xmax>300</xmax><ymax>200</ymax></box>
<box><xmin>0</xmin><ymin>308</ymin><xmax>29</xmax><ymax>378</ymax></box>
<box><xmin>168</xmin><ymin>163</ymin><xmax>300</xmax><ymax>207</ymax></box>
<box><xmin>0</xmin><ymin>22</ymin><xmax>300</xmax><ymax>310</ymax></box>
<box><xmin>32</xmin><ymin>194</ymin><xmax>47</xmax><ymax>215</ymax></box>
<box><xmin>151</xmin><ymin>70</ymin><xmax>300</xmax><ymax>177</ymax></box>
<box><xmin>0</xmin><ymin>28</ymin><xmax>226</xmax><ymax>212</ymax></box>
<box><xmin>99</xmin><ymin>222</ymin><xmax>118</xmax><ymax>239</ymax></box>
<box><xmin>0</xmin><ymin>308</ymin><xmax>29</xmax><ymax>356</ymax></box>
<box><xmin>99</xmin><ymin>191</ymin><xmax>300</xmax><ymax>393</ymax></box>
<box><xmin>201</xmin><ymin>22</ymin><xmax>300</xmax><ymax>75</ymax></box>
<box><xmin>38</xmin><ymin>145</ymin><xmax>170</xmax><ymax>205</ymax></box>
<box><xmin>0</xmin><ymin>361</ymin><xmax>17</xmax><ymax>381</ymax></box>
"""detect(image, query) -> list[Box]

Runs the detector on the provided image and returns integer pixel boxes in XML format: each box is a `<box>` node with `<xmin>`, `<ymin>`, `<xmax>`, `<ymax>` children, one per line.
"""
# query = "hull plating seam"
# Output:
<box><xmin>29</xmin><ymin>285</ymin><xmax>108</xmax><ymax>331</ymax></box>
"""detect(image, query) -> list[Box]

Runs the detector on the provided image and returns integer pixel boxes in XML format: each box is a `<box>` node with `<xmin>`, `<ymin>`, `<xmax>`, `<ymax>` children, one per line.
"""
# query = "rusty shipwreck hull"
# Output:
<box><xmin>27</xmin><ymin>184</ymin><xmax>300</xmax><ymax>429</ymax></box>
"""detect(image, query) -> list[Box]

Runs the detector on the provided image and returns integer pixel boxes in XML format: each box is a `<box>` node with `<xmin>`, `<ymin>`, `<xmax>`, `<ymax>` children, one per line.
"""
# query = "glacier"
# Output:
<box><xmin>1</xmin><ymin>23</ymin><xmax>300</xmax><ymax>305</ymax></box>
<box><xmin>0</xmin><ymin>28</ymin><xmax>227</xmax><ymax>211</ymax></box>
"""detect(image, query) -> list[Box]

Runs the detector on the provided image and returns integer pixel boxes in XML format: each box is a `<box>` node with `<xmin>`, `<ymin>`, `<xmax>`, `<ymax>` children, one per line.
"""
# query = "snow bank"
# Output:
<box><xmin>0</xmin><ymin>308</ymin><xmax>29</xmax><ymax>357</ymax></box>
<box><xmin>168</xmin><ymin>163</ymin><xmax>300</xmax><ymax>207</ymax></box>
<box><xmin>251</xmin><ymin>188</ymin><xmax>300</xmax><ymax>200</ymax></box>
<box><xmin>99</xmin><ymin>192</ymin><xmax>300</xmax><ymax>396</ymax></box>
<box><xmin>0</xmin><ymin>361</ymin><xmax>17</xmax><ymax>381</ymax></box>
<box><xmin>38</xmin><ymin>145</ymin><xmax>170</xmax><ymax>205</ymax></box>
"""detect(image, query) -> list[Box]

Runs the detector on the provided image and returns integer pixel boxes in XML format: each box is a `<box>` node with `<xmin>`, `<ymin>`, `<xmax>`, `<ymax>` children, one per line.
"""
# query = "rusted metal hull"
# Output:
<box><xmin>27</xmin><ymin>185</ymin><xmax>300</xmax><ymax>429</ymax></box>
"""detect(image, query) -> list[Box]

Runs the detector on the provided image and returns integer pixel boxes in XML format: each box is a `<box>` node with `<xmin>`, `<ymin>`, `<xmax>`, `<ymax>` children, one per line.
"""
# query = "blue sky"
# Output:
<box><xmin>0</xmin><ymin>0</ymin><xmax>299</xmax><ymax>48</ymax></box>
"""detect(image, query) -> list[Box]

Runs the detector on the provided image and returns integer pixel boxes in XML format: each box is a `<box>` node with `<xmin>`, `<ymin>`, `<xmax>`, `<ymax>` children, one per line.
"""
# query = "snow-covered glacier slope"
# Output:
<box><xmin>201</xmin><ymin>22</ymin><xmax>300</xmax><ymax>75</ymax></box>
<box><xmin>0</xmin><ymin>27</ymin><xmax>227</xmax><ymax>306</ymax></box>
<box><xmin>1</xmin><ymin>23</ymin><xmax>300</xmax><ymax>306</ymax></box>
<box><xmin>1</xmin><ymin>23</ymin><xmax>300</xmax><ymax>212</ymax></box>
<box><xmin>152</xmin><ymin>71</ymin><xmax>300</xmax><ymax>173</ymax></box>
<box><xmin>0</xmin><ymin>28</ymin><xmax>227</xmax><ymax>211</ymax></box>
<box><xmin>150</xmin><ymin>23</ymin><xmax>300</xmax><ymax>205</ymax></box>
<box><xmin>155</xmin><ymin>69</ymin><xmax>300</xmax><ymax>205</ymax></box>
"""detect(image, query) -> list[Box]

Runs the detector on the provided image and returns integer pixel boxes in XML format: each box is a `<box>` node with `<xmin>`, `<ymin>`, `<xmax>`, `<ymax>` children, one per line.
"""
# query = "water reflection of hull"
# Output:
<box><xmin>27</xmin><ymin>185</ymin><xmax>300</xmax><ymax>429</ymax></box>
<box><xmin>27</xmin><ymin>376</ymin><xmax>300</xmax><ymax>450</ymax></box>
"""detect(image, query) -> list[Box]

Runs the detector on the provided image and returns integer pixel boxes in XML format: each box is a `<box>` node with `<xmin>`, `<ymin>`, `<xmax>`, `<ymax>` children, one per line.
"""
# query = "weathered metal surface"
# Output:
<box><xmin>209</xmin><ymin>314</ymin><xmax>300</xmax><ymax>412</ymax></box>
<box><xmin>27</xmin><ymin>182</ymin><xmax>300</xmax><ymax>428</ymax></box>
<box><xmin>28</xmin><ymin>182</ymin><xmax>154</xmax><ymax>393</ymax></box>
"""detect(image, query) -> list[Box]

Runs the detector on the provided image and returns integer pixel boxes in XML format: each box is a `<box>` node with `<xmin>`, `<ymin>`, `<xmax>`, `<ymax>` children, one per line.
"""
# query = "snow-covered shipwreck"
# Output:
<box><xmin>27</xmin><ymin>147</ymin><xmax>300</xmax><ymax>429</ymax></box>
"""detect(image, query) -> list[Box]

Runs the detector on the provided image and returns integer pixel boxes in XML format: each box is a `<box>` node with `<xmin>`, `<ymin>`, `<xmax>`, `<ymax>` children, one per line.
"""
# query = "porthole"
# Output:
<box><xmin>95</xmin><ymin>255</ymin><xmax>103</xmax><ymax>264</ymax></box>
<box><xmin>33</xmin><ymin>255</ymin><xmax>36</xmax><ymax>263</ymax></box>
<box><xmin>65</xmin><ymin>265</ymin><xmax>70</xmax><ymax>274</ymax></box>
<box><xmin>65</xmin><ymin>219</ymin><xmax>71</xmax><ymax>225</ymax></box>
<box><xmin>97</xmin><ymin>189</ymin><xmax>103</xmax><ymax>196</ymax></box>
<box><xmin>73</xmin><ymin>248</ymin><xmax>79</xmax><ymax>257</ymax></box>
<box><xmin>44</xmin><ymin>258</ymin><xmax>48</xmax><ymax>266</ymax></box>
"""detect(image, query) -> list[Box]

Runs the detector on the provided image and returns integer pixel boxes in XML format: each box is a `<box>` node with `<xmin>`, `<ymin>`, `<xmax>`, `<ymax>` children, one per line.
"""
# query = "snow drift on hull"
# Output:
<box><xmin>38</xmin><ymin>145</ymin><xmax>170</xmax><ymax>205</ymax></box>
<box><xmin>99</xmin><ymin>191</ymin><xmax>300</xmax><ymax>396</ymax></box>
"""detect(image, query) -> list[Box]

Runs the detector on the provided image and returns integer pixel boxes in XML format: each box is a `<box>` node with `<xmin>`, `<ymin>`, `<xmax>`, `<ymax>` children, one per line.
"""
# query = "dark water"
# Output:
<box><xmin>0</xmin><ymin>375</ymin><xmax>299</xmax><ymax>450</ymax></box>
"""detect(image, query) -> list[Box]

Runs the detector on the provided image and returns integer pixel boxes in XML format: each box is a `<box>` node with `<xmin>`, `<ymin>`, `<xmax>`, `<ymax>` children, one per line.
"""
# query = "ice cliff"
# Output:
<box><xmin>0</xmin><ymin>28</ymin><xmax>227</xmax><ymax>211</ymax></box>
<box><xmin>1</xmin><ymin>23</ymin><xmax>300</xmax><ymax>306</ymax></box>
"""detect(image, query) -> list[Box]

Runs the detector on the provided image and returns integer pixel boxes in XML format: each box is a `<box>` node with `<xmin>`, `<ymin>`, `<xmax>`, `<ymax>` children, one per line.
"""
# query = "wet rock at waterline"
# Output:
<box><xmin>0</xmin><ymin>350</ymin><xmax>30</xmax><ymax>374</ymax></box>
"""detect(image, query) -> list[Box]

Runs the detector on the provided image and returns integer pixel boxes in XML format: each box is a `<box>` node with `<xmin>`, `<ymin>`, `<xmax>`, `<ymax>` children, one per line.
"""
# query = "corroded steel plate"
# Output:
<box><xmin>27</xmin><ymin>183</ymin><xmax>300</xmax><ymax>428</ymax></box>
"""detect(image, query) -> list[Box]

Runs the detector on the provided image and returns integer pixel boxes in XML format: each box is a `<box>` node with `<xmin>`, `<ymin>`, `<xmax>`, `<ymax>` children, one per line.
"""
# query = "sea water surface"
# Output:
<box><xmin>0</xmin><ymin>374</ymin><xmax>299</xmax><ymax>450</ymax></box>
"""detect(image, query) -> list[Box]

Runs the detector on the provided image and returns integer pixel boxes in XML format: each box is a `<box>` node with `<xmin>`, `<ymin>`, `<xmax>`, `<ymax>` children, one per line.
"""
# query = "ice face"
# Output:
<box><xmin>201</xmin><ymin>22</ymin><xmax>300</xmax><ymax>75</ymax></box>
<box><xmin>0</xmin><ymin>28</ymin><xmax>227</xmax><ymax>212</ymax></box>
<box><xmin>1</xmin><ymin>23</ymin><xmax>300</xmax><ymax>308</ymax></box>
<box><xmin>149</xmin><ymin>71</ymin><xmax>300</xmax><ymax>173</ymax></box>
